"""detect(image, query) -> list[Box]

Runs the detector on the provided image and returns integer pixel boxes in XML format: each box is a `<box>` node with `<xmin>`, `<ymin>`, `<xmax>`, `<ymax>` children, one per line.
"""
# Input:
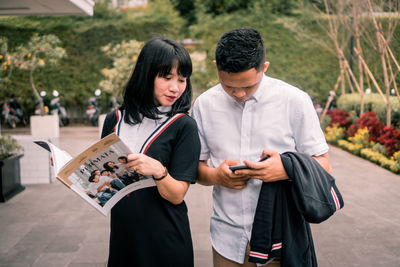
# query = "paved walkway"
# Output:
<box><xmin>1</xmin><ymin>126</ymin><xmax>400</xmax><ymax>267</ymax></box>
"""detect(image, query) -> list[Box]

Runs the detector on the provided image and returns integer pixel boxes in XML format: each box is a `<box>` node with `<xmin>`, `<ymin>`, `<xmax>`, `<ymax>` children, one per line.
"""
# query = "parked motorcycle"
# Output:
<box><xmin>34</xmin><ymin>91</ymin><xmax>49</xmax><ymax>115</ymax></box>
<box><xmin>2</xmin><ymin>97</ymin><xmax>26</xmax><ymax>129</ymax></box>
<box><xmin>86</xmin><ymin>89</ymin><xmax>101</xmax><ymax>126</ymax></box>
<box><xmin>49</xmin><ymin>90</ymin><xmax>70</xmax><ymax>127</ymax></box>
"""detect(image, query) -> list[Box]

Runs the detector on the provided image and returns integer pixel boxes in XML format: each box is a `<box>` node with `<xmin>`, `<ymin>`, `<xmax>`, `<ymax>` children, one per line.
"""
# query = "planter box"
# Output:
<box><xmin>30</xmin><ymin>114</ymin><xmax>59</xmax><ymax>138</ymax></box>
<box><xmin>0</xmin><ymin>154</ymin><xmax>25</xmax><ymax>202</ymax></box>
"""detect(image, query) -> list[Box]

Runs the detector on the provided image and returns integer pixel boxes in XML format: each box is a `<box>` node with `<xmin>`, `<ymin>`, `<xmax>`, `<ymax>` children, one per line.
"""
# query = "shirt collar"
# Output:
<box><xmin>251</xmin><ymin>73</ymin><xmax>267</xmax><ymax>102</ymax></box>
<box><xmin>157</xmin><ymin>106</ymin><xmax>172</xmax><ymax>113</ymax></box>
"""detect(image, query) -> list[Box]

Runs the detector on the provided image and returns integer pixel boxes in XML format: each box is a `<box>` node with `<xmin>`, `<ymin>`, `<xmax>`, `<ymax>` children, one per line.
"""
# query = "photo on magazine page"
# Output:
<box><xmin>51</xmin><ymin>133</ymin><xmax>155</xmax><ymax>216</ymax></box>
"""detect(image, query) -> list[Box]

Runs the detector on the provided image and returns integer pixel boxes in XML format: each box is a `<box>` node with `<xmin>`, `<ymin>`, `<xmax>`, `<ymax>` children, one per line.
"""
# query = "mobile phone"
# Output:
<box><xmin>229</xmin><ymin>155</ymin><xmax>270</xmax><ymax>172</ymax></box>
<box><xmin>229</xmin><ymin>164</ymin><xmax>251</xmax><ymax>172</ymax></box>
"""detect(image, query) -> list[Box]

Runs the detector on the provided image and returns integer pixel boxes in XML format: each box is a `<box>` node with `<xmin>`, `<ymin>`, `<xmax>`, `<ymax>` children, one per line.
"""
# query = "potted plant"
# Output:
<box><xmin>0</xmin><ymin>134</ymin><xmax>24</xmax><ymax>202</ymax></box>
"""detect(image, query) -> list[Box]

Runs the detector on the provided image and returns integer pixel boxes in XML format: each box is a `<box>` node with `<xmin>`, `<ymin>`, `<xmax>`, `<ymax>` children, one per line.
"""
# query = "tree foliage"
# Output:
<box><xmin>0</xmin><ymin>37</ymin><xmax>16</xmax><ymax>89</ymax></box>
<box><xmin>99</xmin><ymin>40</ymin><xmax>143</xmax><ymax>108</ymax></box>
<box><xmin>170</xmin><ymin>0</ymin><xmax>197</xmax><ymax>26</ymax></box>
<box><xmin>196</xmin><ymin>0</ymin><xmax>298</xmax><ymax>16</ymax></box>
<box><xmin>14</xmin><ymin>33</ymin><xmax>66</xmax><ymax>114</ymax></box>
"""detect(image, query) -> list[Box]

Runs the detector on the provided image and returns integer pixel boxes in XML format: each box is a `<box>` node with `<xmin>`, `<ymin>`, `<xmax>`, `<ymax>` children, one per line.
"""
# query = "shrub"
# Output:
<box><xmin>327</xmin><ymin>109</ymin><xmax>352</xmax><ymax>129</ymax></box>
<box><xmin>371</xmin><ymin>142</ymin><xmax>388</xmax><ymax>156</ymax></box>
<box><xmin>347</xmin><ymin>111</ymin><xmax>384</xmax><ymax>142</ymax></box>
<box><xmin>0</xmin><ymin>135</ymin><xmax>23</xmax><ymax>160</ymax></box>
<box><xmin>392</xmin><ymin>151</ymin><xmax>400</xmax><ymax>163</ymax></box>
<box><xmin>348</xmin><ymin>127</ymin><xmax>370</xmax><ymax>148</ymax></box>
<box><xmin>324</xmin><ymin>124</ymin><xmax>346</xmax><ymax>145</ymax></box>
<box><xmin>320</xmin><ymin>113</ymin><xmax>331</xmax><ymax>131</ymax></box>
<box><xmin>337</xmin><ymin>139</ymin><xmax>363</xmax><ymax>156</ymax></box>
<box><xmin>337</xmin><ymin>93</ymin><xmax>400</xmax><ymax>126</ymax></box>
<box><xmin>392</xmin><ymin>151</ymin><xmax>400</xmax><ymax>172</ymax></box>
<box><xmin>377</xmin><ymin>126</ymin><xmax>400</xmax><ymax>157</ymax></box>
<box><xmin>360</xmin><ymin>148</ymin><xmax>400</xmax><ymax>174</ymax></box>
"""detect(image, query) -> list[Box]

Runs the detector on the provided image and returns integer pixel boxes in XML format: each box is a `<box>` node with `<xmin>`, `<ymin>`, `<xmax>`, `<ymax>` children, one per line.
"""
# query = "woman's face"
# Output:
<box><xmin>154</xmin><ymin>66</ymin><xmax>187</xmax><ymax>107</ymax></box>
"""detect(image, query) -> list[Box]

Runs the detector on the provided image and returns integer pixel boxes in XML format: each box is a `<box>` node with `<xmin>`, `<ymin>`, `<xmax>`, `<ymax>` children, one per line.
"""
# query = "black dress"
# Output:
<box><xmin>102</xmin><ymin>110</ymin><xmax>201</xmax><ymax>267</ymax></box>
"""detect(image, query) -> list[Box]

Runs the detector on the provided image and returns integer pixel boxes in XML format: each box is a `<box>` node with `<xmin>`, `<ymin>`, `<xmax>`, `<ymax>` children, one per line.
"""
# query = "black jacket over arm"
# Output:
<box><xmin>249</xmin><ymin>152</ymin><xmax>344</xmax><ymax>267</ymax></box>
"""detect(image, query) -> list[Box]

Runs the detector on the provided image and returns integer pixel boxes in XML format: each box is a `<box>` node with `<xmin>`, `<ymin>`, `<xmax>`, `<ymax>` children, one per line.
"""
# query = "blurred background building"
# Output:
<box><xmin>110</xmin><ymin>0</ymin><xmax>147</xmax><ymax>9</ymax></box>
<box><xmin>0</xmin><ymin>0</ymin><xmax>94</xmax><ymax>16</ymax></box>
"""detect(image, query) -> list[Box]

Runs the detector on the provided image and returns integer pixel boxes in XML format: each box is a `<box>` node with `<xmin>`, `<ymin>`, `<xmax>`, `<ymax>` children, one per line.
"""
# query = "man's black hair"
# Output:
<box><xmin>122</xmin><ymin>37</ymin><xmax>193</xmax><ymax>125</ymax></box>
<box><xmin>215</xmin><ymin>28</ymin><xmax>265</xmax><ymax>73</ymax></box>
<box><xmin>100</xmin><ymin>169</ymin><xmax>109</xmax><ymax>175</ymax></box>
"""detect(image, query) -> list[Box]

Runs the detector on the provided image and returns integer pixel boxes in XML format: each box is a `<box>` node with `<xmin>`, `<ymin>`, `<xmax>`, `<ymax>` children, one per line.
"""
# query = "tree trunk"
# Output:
<box><xmin>378</xmin><ymin>34</ymin><xmax>391</xmax><ymax>126</ymax></box>
<box><xmin>29</xmin><ymin>68</ymin><xmax>44</xmax><ymax>116</ymax></box>
<box><xmin>356</xmin><ymin>36</ymin><xmax>364</xmax><ymax>115</ymax></box>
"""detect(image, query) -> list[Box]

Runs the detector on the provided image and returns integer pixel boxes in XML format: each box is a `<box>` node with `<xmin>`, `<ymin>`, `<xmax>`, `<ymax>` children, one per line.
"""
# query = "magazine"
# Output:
<box><xmin>34</xmin><ymin>133</ymin><xmax>156</xmax><ymax>216</ymax></box>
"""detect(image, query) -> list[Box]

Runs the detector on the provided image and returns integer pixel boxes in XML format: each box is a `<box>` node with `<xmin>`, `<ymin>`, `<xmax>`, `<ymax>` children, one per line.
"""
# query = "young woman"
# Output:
<box><xmin>101</xmin><ymin>37</ymin><xmax>200</xmax><ymax>267</ymax></box>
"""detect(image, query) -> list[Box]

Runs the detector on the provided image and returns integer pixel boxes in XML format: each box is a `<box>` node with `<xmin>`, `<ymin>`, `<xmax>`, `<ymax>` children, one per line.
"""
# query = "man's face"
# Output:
<box><xmin>217</xmin><ymin>62</ymin><xmax>269</xmax><ymax>103</ymax></box>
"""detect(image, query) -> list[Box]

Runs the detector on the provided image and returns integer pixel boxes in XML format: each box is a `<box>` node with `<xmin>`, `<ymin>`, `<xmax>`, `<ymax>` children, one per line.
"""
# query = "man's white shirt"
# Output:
<box><xmin>191</xmin><ymin>74</ymin><xmax>329</xmax><ymax>264</ymax></box>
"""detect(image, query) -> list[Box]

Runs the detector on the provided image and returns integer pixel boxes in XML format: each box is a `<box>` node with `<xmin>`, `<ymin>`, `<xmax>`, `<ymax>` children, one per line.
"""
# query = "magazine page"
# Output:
<box><xmin>34</xmin><ymin>140</ymin><xmax>73</xmax><ymax>174</ymax></box>
<box><xmin>37</xmin><ymin>133</ymin><xmax>156</xmax><ymax>216</ymax></box>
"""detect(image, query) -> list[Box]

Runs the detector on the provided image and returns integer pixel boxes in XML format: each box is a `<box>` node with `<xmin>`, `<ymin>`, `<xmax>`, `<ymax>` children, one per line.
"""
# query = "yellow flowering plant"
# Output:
<box><xmin>324</xmin><ymin>123</ymin><xmax>345</xmax><ymax>145</ymax></box>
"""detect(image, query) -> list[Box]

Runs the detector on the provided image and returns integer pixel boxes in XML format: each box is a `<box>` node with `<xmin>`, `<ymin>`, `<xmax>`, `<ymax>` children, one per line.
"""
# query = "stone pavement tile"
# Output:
<box><xmin>191</xmin><ymin>224</ymin><xmax>211</xmax><ymax>250</ymax></box>
<box><xmin>194</xmin><ymin>250</ymin><xmax>213</xmax><ymax>267</ymax></box>
<box><xmin>1</xmin><ymin>225</ymin><xmax>61</xmax><ymax>266</ymax></box>
<box><xmin>70</xmin><ymin>241</ymin><xmax>108</xmax><ymax>265</ymax></box>
<box><xmin>44</xmin><ymin>234</ymin><xmax>84</xmax><ymax>253</ymax></box>
<box><xmin>185</xmin><ymin>184</ymin><xmax>213</xmax><ymax>266</ymax></box>
<box><xmin>84</xmin><ymin>226</ymin><xmax>110</xmax><ymax>244</ymax></box>
<box><xmin>68</xmin><ymin>263</ymin><xmax>106</xmax><ymax>267</ymax></box>
<box><xmin>32</xmin><ymin>252</ymin><xmax>75</xmax><ymax>267</ymax></box>
<box><xmin>0</xmin><ymin>263</ymin><xmax>29</xmax><ymax>267</ymax></box>
<box><xmin>0</xmin><ymin>222</ymin><xmax>33</xmax><ymax>254</ymax></box>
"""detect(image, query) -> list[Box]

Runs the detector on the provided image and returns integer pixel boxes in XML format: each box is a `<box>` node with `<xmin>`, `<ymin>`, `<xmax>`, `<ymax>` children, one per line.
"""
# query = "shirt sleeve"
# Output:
<box><xmin>290</xmin><ymin>92</ymin><xmax>329</xmax><ymax>156</ymax></box>
<box><xmin>168</xmin><ymin>116</ymin><xmax>201</xmax><ymax>184</ymax></box>
<box><xmin>191</xmin><ymin>98</ymin><xmax>211</xmax><ymax>161</ymax></box>
<box><xmin>101</xmin><ymin>110</ymin><xmax>118</xmax><ymax>138</ymax></box>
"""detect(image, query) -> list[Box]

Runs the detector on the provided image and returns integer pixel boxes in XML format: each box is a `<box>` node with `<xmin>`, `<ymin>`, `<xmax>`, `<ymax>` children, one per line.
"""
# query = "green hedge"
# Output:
<box><xmin>337</xmin><ymin>93</ymin><xmax>400</xmax><ymax>126</ymax></box>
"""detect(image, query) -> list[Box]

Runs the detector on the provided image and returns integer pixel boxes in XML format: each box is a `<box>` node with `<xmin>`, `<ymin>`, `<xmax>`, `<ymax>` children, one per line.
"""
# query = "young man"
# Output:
<box><xmin>192</xmin><ymin>28</ymin><xmax>331</xmax><ymax>267</ymax></box>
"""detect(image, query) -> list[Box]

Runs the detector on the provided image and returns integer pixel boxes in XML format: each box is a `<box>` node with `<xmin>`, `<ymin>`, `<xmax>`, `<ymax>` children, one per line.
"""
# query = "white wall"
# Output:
<box><xmin>13</xmin><ymin>136</ymin><xmax>57</xmax><ymax>184</ymax></box>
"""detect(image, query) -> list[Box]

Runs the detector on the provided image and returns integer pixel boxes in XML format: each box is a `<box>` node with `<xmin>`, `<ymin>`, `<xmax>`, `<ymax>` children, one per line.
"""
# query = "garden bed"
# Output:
<box><xmin>324</xmin><ymin>109</ymin><xmax>400</xmax><ymax>174</ymax></box>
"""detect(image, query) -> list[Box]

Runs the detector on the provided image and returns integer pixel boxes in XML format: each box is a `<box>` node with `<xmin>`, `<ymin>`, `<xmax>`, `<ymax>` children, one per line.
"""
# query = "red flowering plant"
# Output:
<box><xmin>377</xmin><ymin>126</ymin><xmax>400</xmax><ymax>156</ymax></box>
<box><xmin>347</xmin><ymin>111</ymin><xmax>384</xmax><ymax>143</ymax></box>
<box><xmin>327</xmin><ymin>109</ymin><xmax>352</xmax><ymax>129</ymax></box>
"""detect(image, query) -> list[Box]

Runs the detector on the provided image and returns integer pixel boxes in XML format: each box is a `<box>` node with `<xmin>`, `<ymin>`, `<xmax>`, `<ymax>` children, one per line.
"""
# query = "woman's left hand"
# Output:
<box><xmin>126</xmin><ymin>153</ymin><xmax>165</xmax><ymax>178</ymax></box>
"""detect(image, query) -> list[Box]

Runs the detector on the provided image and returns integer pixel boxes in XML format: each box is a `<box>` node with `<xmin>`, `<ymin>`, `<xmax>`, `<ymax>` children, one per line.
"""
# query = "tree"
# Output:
<box><xmin>197</xmin><ymin>0</ymin><xmax>297</xmax><ymax>16</ymax></box>
<box><xmin>198</xmin><ymin>0</ymin><xmax>250</xmax><ymax>15</ymax></box>
<box><xmin>99</xmin><ymin>40</ymin><xmax>143</xmax><ymax>109</ymax></box>
<box><xmin>14</xmin><ymin>33</ymin><xmax>66</xmax><ymax>115</ymax></box>
<box><xmin>308</xmin><ymin>0</ymin><xmax>399</xmax><ymax>126</ymax></box>
<box><xmin>0</xmin><ymin>37</ymin><xmax>16</xmax><ymax>94</ymax></box>
<box><xmin>170</xmin><ymin>0</ymin><xmax>197</xmax><ymax>26</ymax></box>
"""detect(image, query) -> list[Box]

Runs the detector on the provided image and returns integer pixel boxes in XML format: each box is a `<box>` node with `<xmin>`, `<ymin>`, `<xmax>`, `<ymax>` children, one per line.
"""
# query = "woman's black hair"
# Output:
<box><xmin>103</xmin><ymin>161</ymin><xmax>117</xmax><ymax>172</ymax></box>
<box><xmin>215</xmin><ymin>28</ymin><xmax>265</xmax><ymax>73</ymax></box>
<box><xmin>122</xmin><ymin>37</ymin><xmax>193</xmax><ymax>125</ymax></box>
<box><xmin>89</xmin><ymin>170</ymin><xmax>98</xmax><ymax>182</ymax></box>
